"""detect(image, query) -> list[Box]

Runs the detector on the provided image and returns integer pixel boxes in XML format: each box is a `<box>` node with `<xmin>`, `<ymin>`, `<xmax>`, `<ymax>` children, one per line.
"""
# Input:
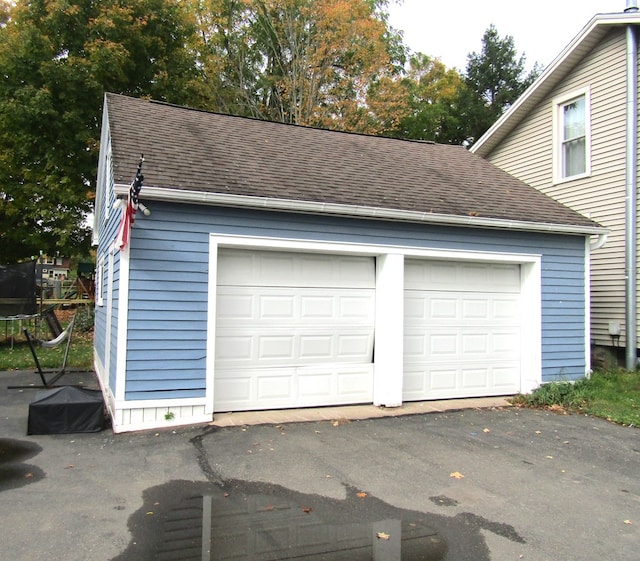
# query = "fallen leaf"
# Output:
<box><xmin>482</xmin><ymin>428</ymin><xmax>491</xmax><ymax>433</ymax></box>
<box><xmin>376</xmin><ymin>532</ymin><xmax>391</xmax><ymax>540</ymax></box>
<box><xmin>356</xmin><ymin>492</ymin><xmax>367</xmax><ymax>498</ymax></box>
<box><xmin>223</xmin><ymin>493</ymin><xmax>230</xmax><ymax>498</ymax></box>
<box><xmin>449</xmin><ymin>472</ymin><xmax>465</xmax><ymax>479</ymax></box>
<box><xmin>534</xmin><ymin>430</ymin><xmax>541</xmax><ymax>435</ymax></box>
<box><xmin>24</xmin><ymin>472</ymin><xmax>33</xmax><ymax>478</ymax></box>
<box><xmin>65</xmin><ymin>464</ymin><xmax>75</xmax><ymax>469</ymax></box>
<box><xmin>545</xmin><ymin>456</ymin><xmax>553</xmax><ymax>459</ymax></box>
<box><xmin>624</xmin><ymin>519</ymin><xmax>632</xmax><ymax>525</ymax></box>
<box><xmin>264</xmin><ymin>505</ymin><xmax>274</xmax><ymax>511</ymax></box>
<box><xmin>302</xmin><ymin>507</ymin><xmax>312</xmax><ymax>514</ymax></box>
<box><xmin>332</xmin><ymin>420</ymin><xmax>340</xmax><ymax>427</ymax></box>
<box><xmin>146</xmin><ymin>511</ymin><xmax>154</xmax><ymax>516</ymax></box>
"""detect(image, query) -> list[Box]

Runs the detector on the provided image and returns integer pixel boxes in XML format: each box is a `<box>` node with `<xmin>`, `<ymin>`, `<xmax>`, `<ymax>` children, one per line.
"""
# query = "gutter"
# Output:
<box><xmin>115</xmin><ymin>183</ymin><xmax>607</xmax><ymax>238</ymax></box>
<box><xmin>625</xmin><ymin>0</ymin><xmax>638</xmax><ymax>369</ymax></box>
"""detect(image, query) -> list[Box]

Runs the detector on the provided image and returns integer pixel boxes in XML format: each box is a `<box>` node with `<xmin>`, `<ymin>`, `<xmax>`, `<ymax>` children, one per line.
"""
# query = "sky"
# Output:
<box><xmin>386</xmin><ymin>1</ymin><xmax>625</xmax><ymax>71</ymax></box>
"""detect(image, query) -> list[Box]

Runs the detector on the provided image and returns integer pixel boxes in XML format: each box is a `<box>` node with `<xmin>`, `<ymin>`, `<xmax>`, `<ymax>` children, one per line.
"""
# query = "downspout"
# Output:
<box><xmin>625</xmin><ymin>0</ymin><xmax>638</xmax><ymax>370</ymax></box>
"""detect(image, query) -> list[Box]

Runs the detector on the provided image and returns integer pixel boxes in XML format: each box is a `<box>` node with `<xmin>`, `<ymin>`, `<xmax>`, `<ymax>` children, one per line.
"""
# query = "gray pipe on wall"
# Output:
<box><xmin>625</xmin><ymin>7</ymin><xmax>638</xmax><ymax>369</ymax></box>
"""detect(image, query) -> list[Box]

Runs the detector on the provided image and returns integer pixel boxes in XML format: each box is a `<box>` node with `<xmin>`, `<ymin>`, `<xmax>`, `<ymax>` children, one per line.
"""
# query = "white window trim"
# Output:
<box><xmin>552</xmin><ymin>87</ymin><xmax>591</xmax><ymax>184</ymax></box>
<box><xmin>96</xmin><ymin>256</ymin><xmax>105</xmax><ymax>306</ymax></box>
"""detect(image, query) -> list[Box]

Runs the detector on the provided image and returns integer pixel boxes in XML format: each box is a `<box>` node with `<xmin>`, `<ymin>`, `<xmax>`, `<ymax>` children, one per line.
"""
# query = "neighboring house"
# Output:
<box><xmin>471</xmin><ymin>5</ymin><xmax>640</xmax><ymax>368</ymax></box>
<box><xmin>93</xmin><ymin>93</ymin><xmax>604</xmax><ymax>433</ymax></box>
<box><xmin>37</xmin><ymin>255</ymin><xmax>70</xmax><ymax>281</ymax></box>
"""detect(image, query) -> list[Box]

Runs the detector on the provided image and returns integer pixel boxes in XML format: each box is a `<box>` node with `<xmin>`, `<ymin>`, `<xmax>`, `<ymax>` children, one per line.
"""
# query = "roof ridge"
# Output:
<box><xmin>106</xmin><ymin>92</ymin><xmax>461</xmax><ymax>149</ymax></box>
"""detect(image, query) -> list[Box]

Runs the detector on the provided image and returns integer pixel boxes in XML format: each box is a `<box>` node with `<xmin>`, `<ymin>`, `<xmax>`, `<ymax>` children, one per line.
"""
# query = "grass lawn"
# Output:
<box><xmin>0</xmin><ymin>308</ymin><xmax>94</xmax><ymax>372</ymax></box>
<box><xmin>511</xmin><ymin>369</ymin><xmax>640</xmax><ymax>427</ymax></box>
<box><xmin>0</xmin><ymin>332</ymin><xmax>94</xmax><ymax>371</ymax></box>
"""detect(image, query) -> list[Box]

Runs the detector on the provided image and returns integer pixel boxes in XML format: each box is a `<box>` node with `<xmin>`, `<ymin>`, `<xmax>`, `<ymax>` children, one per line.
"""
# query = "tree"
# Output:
<box><xmin>0</xmin><ymin>1</ymin><xmax>11</xmax><ymax>27</ymax></box>
<box><xmin>393</xmin><ymin>52</ymin><xmax>467</xmax><ymax>143</ymax></box>
<box><xmin>189</xmin><ymin>0</ymin><xmax>405</xmax><ymax>133</ymax></box>
<box><xmin>462</xmin><ymin>24</ymin><xmax>540</xmax><ymax>144</ymax></box>
<box><xmin>0</xmin><ymin>0</ymin><xmax>200</xmax><ymax>264</ymax></box>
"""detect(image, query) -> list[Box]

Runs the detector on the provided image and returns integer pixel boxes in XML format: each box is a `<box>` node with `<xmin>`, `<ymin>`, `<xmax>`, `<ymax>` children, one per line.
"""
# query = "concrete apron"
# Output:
<box><xmin>210</xmin><ymin>396</ymin><xmax>512</xmax><ymax>427</ymax></box>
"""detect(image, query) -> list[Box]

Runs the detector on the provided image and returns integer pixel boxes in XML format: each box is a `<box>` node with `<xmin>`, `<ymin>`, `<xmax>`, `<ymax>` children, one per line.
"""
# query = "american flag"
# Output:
<box><xmin>116</xmin><ymin>156</ymin><xmax>144</xmax><ymax>251</ymax></box>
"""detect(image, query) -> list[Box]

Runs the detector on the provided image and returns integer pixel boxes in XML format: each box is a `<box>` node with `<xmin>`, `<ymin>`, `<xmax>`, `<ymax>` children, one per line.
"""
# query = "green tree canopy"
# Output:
<box><xmin>462</xmin><ymin>24</ymin><xmax>540</xmax><ymax>144</ymax></box>
<box><xmin>0</xmin><ymin>0</ymin><xmax>200</xmax><ymax>264</ymax></box>
<box><xmin>393</xmin><ymin>52</ymin><xmax>467</xmax><ymax>143</ymax></box>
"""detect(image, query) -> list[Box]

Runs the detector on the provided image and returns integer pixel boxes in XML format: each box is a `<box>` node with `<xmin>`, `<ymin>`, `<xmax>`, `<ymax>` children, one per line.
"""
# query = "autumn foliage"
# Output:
<box><xmin>0</xmin><ymin>0</ymin><xmax>535</xmax><ymax>262</ymax></box>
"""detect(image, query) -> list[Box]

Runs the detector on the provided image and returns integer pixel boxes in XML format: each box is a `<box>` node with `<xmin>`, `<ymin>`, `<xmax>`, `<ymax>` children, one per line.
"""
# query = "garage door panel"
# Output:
<box><xmin>405</xmin><ymin>292</ymin><xmax>520</xmax><ymax>324</ymax></box>
<box><xmin>403</xmin><ymin>259</ymin><xmax>522</xmax><ymax>401</ymax></box>
<box><xmin>404</xmin><ymin>329</ymin><xmax>520</xmax><ymax>361</ymax></box>
<box><xmin>216</xmin><ymin>335</ymin><xmax>253</xmax><ymax>362</ymax></box>
<box><xmin>217</xmin><ymin>293</ymin><xmax>254</xmax><ymax>319</ymax></box>
<box><xmin>257</xmin><ymin>372</ymin><xmax>293</xmax><ymax>400</ymax></box>
<box><xmin>403</xmin><ymin>363</ymin><xmax>520</xmax><ymax>400</ymax></box>
<box><xmin>214</xmin><ymin>364</ymin><xmax>374</xmax><ymax>411</ymax></box>
<box><xmin>405</xmin><ymin>261</ymin><xmax>520</xmax><ymax>292</ymax></box>
<box><xmin>218</xmin><ymin>287</ymin><xmax>374</xmax><ymax>325</ymax></box>
<box><xmin>260</xmin><ymin>295</ymin><xmax>295</xmax><ymax>318</ymax></box>
<box><xmin>429</xmin><ymin>298</ymin><xmax>458</xmax><ymax>319</ymax></box>
<box><xmin>299</xmin><ymin>335</ymin><xmax>333</xmax><ymax>359</ymax></box>
<box><xmin>493</xmin><ymin>366</ymin><xmax>521</xmax><ymax>389</ymax></box>
<box><xmin>462</xmin><ymin>368</ymin><xmax>490</xmax><ymax>389</ymax></box>
<box><xmin>216</xmin><ymin>374</ymin><xmax>252</xmax><ymax>402</ymax></box>
<box><xmin>215</xmin><ymin>250</ymin><xmax>375</xmax><ymax>411</ymax></box>
<box><xmin>218</xmin><ymin>249</ymin><xmax>375</xmax><ymax>288</ymax></box>
<box><xmin>429</xmin><ymin>367</ymin><xmax>458</xmax><ymax>392</ymax></box>
<box><xmin>259</xmin><ymin>335</ymin><xmax>295</xmax><ymax>359</ymax></box>
<box><xmin>404</xmin><ymin>334</ymin><xmax>426</xmax><ymax>358</ymax></box>
<box><xmin>217</xmin><ymin>328</ymin><xmax>373</xmax><ymax>366</ymax></box>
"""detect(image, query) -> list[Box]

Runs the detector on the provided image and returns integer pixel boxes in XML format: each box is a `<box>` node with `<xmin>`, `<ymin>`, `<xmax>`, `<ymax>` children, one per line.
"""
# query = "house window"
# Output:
<box><xmin>553</xmin><ymin>88</ymin><xmax>591</xmax><ymax>183</ymax></box>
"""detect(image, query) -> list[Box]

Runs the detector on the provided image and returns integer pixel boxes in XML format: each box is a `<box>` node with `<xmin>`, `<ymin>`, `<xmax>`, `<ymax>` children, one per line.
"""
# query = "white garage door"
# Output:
<box><xmin>403</xmin><ymin>260</ymin><xmax>522</xmax><ymax>401</ymax></box>
<box><xmin>214</xmin><ymin>249</ymin><xmax>375</xmax><ymax>411</ymax></box>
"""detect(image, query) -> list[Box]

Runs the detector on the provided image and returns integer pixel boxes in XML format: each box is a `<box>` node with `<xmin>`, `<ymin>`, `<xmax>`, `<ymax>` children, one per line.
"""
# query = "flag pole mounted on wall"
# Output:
<box><xmin>116</xmin><ymin>155</ymin><xmax>146</xmax><ymax>251</ymax></box>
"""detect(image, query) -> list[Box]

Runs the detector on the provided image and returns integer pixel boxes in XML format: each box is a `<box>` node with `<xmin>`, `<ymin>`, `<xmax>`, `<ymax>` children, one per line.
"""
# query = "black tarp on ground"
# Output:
<box><xmin>0</xmin><ymin>261</ymin><xmax>37</xmax><ymax>317</ymax></box>
<box><xmin>27</xmin><ymin>386</ymin><xmax>105</xmax><ymax>435</ymax></box>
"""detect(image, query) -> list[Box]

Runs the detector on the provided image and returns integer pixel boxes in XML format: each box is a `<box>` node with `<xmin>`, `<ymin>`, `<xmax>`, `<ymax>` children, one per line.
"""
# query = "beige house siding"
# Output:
<box><xmin>485</xmin><ymin>28</ymin><xmax>633</xmax><ymax>349</ymax></box>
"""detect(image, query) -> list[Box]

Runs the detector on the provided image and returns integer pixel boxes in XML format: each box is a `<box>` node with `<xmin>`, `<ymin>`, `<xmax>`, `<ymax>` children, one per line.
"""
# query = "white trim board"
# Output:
<box><xmin>207</xmin><ymin>234</ymin><xmax>543</xmax><ymax>409</ymax></box>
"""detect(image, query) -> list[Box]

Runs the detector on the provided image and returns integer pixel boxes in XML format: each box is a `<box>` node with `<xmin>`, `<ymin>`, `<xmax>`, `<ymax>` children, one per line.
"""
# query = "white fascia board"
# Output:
<box><xmin>115</xmin><ymin>183</ymin><xmax>607</xmax><ymax>237</ymax></box>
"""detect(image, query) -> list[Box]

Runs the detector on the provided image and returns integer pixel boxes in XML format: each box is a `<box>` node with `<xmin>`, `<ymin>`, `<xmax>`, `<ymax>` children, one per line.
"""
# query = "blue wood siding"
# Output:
<box><xmin>118</xmin><ymin>202</ymin><xmax>587</xmax><ymax>400</ymax></box>
<box><xmin>94</xmin><ymin>132</ymin><xmax>123</xmax><ymax>398</ymax></box>
<box><xmin>108</xmin><ymin>253</ymin><xmax>120</xmax><ymax>393</ymax></box>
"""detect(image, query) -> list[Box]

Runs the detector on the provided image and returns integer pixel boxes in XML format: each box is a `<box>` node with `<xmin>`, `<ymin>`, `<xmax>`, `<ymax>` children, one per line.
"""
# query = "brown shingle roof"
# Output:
<box><xmin>105</xmin><ymin>93</ymin><xmax>599</xmax><ymax>230</ymax></box>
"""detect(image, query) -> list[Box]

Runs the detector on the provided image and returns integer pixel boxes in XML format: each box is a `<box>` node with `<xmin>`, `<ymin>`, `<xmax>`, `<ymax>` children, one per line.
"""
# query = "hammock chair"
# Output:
<box><xmin>11</xmin><ymin>315</ymin><xmax>76</xmax><ymax>389</ymax></box>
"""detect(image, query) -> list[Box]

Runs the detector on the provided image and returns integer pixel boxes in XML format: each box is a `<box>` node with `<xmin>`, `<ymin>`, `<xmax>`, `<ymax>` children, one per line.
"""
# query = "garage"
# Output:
<box><xmin>96</xmin><ymin>93</ymin><xmax>601</xmax><ymax>432</ymax></box>
<box><xmin>214</xmin><ymin>249</ymin><xmax>376</xmax><ymax>411</ymax></box>
<box><xmin>403</xmin><ymin>259</ymin><xmax>522</xmax><ymax>401</ymax></box>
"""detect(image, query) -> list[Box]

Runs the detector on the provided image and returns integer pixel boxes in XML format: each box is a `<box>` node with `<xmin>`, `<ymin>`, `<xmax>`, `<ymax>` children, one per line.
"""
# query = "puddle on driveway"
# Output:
<box><xmin>112</xmin><ymin>480</ymin><xmax>524</xmax><ymax>561</ymax></box>
<box><xmin>0</xmin><ymin>438</ymin><xmax>44</xmax><ymax>491</ymax></box>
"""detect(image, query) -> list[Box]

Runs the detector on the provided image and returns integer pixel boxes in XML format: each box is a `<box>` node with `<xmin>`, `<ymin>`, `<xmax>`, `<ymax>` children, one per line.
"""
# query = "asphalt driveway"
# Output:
<box><xmin>1</xmin><ymin>369</ymin><xmax>638</xmax><ymax>561</ymax></box>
